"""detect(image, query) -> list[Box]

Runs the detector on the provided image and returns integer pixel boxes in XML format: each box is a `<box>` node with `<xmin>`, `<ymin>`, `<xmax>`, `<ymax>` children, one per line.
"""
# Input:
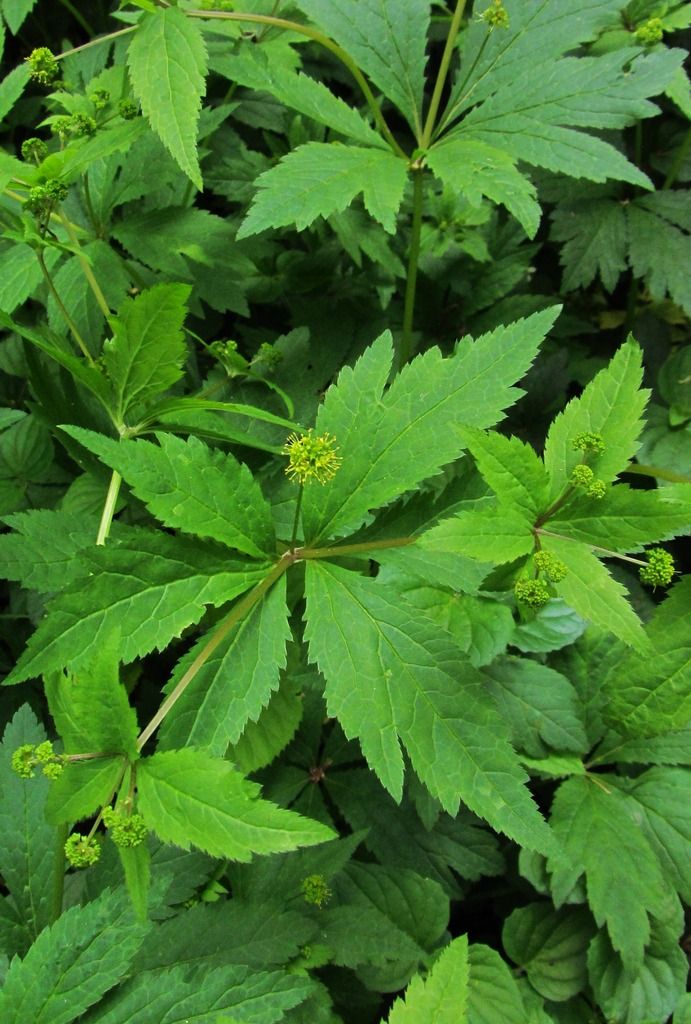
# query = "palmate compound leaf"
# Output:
<box><xmin>294</xmin><ymin>0</ymin><xmax>431</xmax><ymax>138</ymax></box>
<box><xmin>102</xmin><ymin>283</ymin><xmax>191</xmax><ymax>423</ymax></box>
<box><xmin>543</xmin><ymin>338</ymin><xmax>648</xmax><ymax>502</ymax></box>
<box><xmin>126</xmin><ymin>6</ymin><xmax>207</xmax><ymax>188</ymax></box>
<box><xmin>387</xmin><ymin>935</ymin><xmax>469</xmax><ymax>1023</ymax></box>
<box><xmin>136</xmin><ymin>748</ymin><xmax>334</xmax><ymax>860</ymax></box>
<box><xmin>237</xmin><ymin>142</ymin><xmax>408</xmax><ymax>238</ymax></box>
<box><xmin>547</xmin><ymin>775</ymin><xmax>674</xmax><ymax>969</ymax></box>
<box><xmin>601</xmin><ymin>576</ymin><xmax>691</xmax><ymax>737</ymax></box>
<box><xmin>0</xmin><ymin>886</ymin><xmax>150</xmax><ymax>1024</ymax></box>
<box><xmin>4</xmin><ymin>530</ymin><xmax>266</xmax><ymax>685</ymax></box>
<box><xmin>158</xmin><ymin>574</ymin><xmax>291</xmax><ymax>757</ymax></box>
<box><xmin>62</xmin><ymin>426</ymin><xmax>276</xmax><ymax>559</ymax></box>
<box><xmin>302</xmin><ymin>307</ymin><xmax>559</xmax><ymax>544</ymax></box>
<box><xmin>304</xmin><ymin>561</ymin><xmax>556</xmax><ymax>855</ymax></box>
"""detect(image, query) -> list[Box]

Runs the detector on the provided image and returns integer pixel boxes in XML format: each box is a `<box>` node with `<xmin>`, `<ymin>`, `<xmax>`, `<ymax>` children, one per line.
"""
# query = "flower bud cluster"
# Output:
<box><xmin>52</xmin><ymin>113</ymin><xmax>97</xmax><ymax>140</ymax></box>
<box><xmin>21</xmin><ymin>137</ymin><xmax>48</xmax><ymax>163</ymax></box>
<box><xmin>25</xmin><ymin>179</ymin><xmax>68</xmax><ymax>221</ymax></box>
<box><xmin>570</xmin><ymin>462</ymin><xmax>606</xmax><ymax>499</ymax></box>
<box><xmin>534</xmin><ymin>551</ymin><xmax>568</xmax><ymax>583</ymax></box>
<box><xmin>301</xmin><ymin>874</ymin><xmax>331</xmax><ymax>908</ymax></box>
<box><xmin>26</xmin><ymin>47</ymin><xmax>59</xmax><ymax>85</ymax></box>
<box><xmin>64</xmin><ymin>833</ymin><xmax>100</xmax><ymax>869</ymax></box>
<box><xmin>282</xmin><ymin>430</ymin><xmax>342</xmax><ymax>485</ymax></box>
<box><xmin>118</xmin><ymin>99</ymin><xmax>139</xmax><ymax>121</ymax></box>
<box><xmin>572</xmin><ymin>432</ymin><xmax>606</xmax><ymax>455</ymax></box>
<box><xmin>102</xmin><ymin>807</ymin><xmax>148</xmax><ymax>848</ymax></box>
<box><xmin>480</xmin><ymin>0</ymin><xmax>509</xmax><ymax>29</ymax></box>
<box><xmin>639</xmin><ymin>548</ymin><xmax>675</xmax><ymax>588</ymax></box>
<box><xmin>514</xmin><ymin>578</ymin><xmax>551</xmax><ymax>609</ymax></box>
<box><xmin>11</xmin><ymin>740</ymin><xmax>65</xmax><ymax>780</ymax></box>
<box><xmin>636</xmin><ymin>18</ymin><xmax>664</xmax><ymax>45</ymax></box>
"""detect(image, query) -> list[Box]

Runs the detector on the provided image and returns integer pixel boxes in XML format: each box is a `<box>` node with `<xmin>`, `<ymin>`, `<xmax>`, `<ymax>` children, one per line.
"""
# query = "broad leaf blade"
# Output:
<box><xmin>127</xmin><ymin>7</ymin><xmax>207</xmax><ymax>187</ymax></box>
<box><xmin>137</xmin><ymin>748</ymin><xmax>334</xmax><ymax>859</ymax></box>
<box><xmin>305</xmin><ymin>561</ymin><xmax>556</xmax><ymax>854</ymax></box>
<box><xmin>387</xmin><ymin>935</ymin><xmax>469</xmax><ymax>1023</ymax></box>
<box><xmin>62</xmin><ymin>427</ymin><xmax>276</xmax><ymax>559</ymax></box>
<box><xmin>303</xmin><ymin>309</ymin><xmax>559</xmax><ymax>543</ymax></box>
<box><xmin>238</xmin><ymin>143</ymin><xmax>408</xmax><ymax>237</ymax></box>
<box><xmin>0</xmin><ymin>509</ymin><xmax>103</xmax><ymax>592</ymax></box>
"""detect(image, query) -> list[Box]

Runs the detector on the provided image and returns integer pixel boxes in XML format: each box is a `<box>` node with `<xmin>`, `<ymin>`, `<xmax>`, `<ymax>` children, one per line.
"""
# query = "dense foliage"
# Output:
<box><xmin>0</xmin><ymin>1</ymin><xmax>689</xmax><ymax>1021</ymax></box>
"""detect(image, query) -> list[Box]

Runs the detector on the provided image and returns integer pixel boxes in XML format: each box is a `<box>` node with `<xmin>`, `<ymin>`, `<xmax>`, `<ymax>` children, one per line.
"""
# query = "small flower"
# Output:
<box><xmin>118</xmin><ymin>99</ymin><xmax>139</xmax><ymax>121</ymax></box>
<box><xmin>34</xmin><ymin>740</ymin><xmax>55</xmax><ymax>764</ymax></box>
<box><xmin>572</xmin><ymin>432</ymin><xmax>605</xmax><ymax>455</ymax></box>
<box><xmin>301</xmin><ymin>874</ymin><xmax>331</xmax><ymax>908</ymax></box>
<box><xmin>26</xmin><ymin>47</ymin><xmax>60</xmax><ymax>85</ymax></box>
<box><xmin>282</xmin><ymin>430</ymin><xmax>342</xmax><ymax>485</ymax></box>
<box><xmin>89</xmin><ymin>89</ymin><xmax>110</xmax><ymax>110</ymax></box>
<box><xmin>70</xmin><ymin>113</ymin><xmax>97</xmax><ymax>137</ymax></box>
<box><xmin>585</xmin><ymin>479</ymin><xmax>607</xmax><ymax>500</ymax></box>
<box><xmin>103</xmin><ymin>808</ymin><xmax>148</xmax><ymax>848</ymax></box>
<box><xmin>25</xmin><ymin>180</ymin><xmax>68</xmax><ymax>222</ymax></box>
<box><xmin>480</xmin><ymin>0</ymin><xmax>509</xmax><ymax>29</ymax></box>
<box><xmin>514</xmin><ymin>578</ymin><xmax>551</xmax><ymax>609</ymax></box>
<box><xmin>42</xmin><ymin>760</ymin><xmax>65</xmax><ymax>781</ymax></box>
<box><xmin>534</xmin><ymin>551</ymin><xmax>568</xmax><ymax>583</ymax></box>
<box><xmin>21</xmin><ymin>137</ymin><xmax>48</xmax><ymax>163</ymax></box>
<box><xmin>64</xmin><ymin>833</ymin><xmax>101</xmax><ymax>869</ymax></box>
<box><xmin>639</xmin><ymin>548</ymin><xmax>675</xmax><ymax>588</ymax></box>
<box><xmin>636</xmin><ymin>18</ymin><xmax>664</xmax><ymax>46</ymax></box>
<box><xmin>51</xmin><ymin>116</ymin><xmax>73</xmax><ymax>140</ymax></box>
<box><xmin>11</xmin><ymin>744</ymin><xmax>37</xmax><ymax>779</ymax></box>
<box><xmin>570</xmin><ymin>464</ymin><xmax>594</xmax><ymax>488</ymax></box>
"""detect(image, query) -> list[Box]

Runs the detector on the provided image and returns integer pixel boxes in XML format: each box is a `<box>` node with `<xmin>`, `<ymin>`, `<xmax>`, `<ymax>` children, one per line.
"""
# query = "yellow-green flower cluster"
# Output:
<box><xmin>534</xmin><ymin>551</ymin><xmax>568</xmax><ymax>583</ymax></box>
<box><xmin>639</xmin><ymin>548</ymin><xmax>675</xmax><ymax>588</ymax></box>
<box><xmin>570</xmin><ymin>463</ymin><xmax>606</xmax><ymax>498</ymax></box>
<box><xmin>11</xmin><ymin>740</ymin><xmax>64</xmax><ymax>779</ymax></box>
<box><xmin>282</xmin><ymin>430</ymin><xmax>342</xmax><ymax>485</ymax></box>
<box><xmin>25</xmin><ymin>47</ymin><xmax>59</xmax><ymax>85</ymax></box>
<box><xmin>102</xmin><ymin>807</ymin><xmax>148</xmax><ymax>848</ymax></box>
<box><xmin>514</xmin><ymin>578</ymin><xmax>551</xmax><ymax>609</ymax></box>
<box><xmin>572</xmin><ymin>432</ymin><xmax>605</xmax><ymax>455</ymax></box>
<box><xmin>301</xmin><ymin>874</ymin><xmax>332</xmax><ymax>908</ymax></box>
<box><xmin>636</xmin><ymin>18</ymin><xmax>664</xmax><ymax>45</ymax></box>
<box><xmin>480</xmin><ymin>0</ymin><xmax>509</xmax><ymax>29</ymax></box>
<box><xmin>64</xmin><ymin>834</ymin><xmax>100</xmax><ymax>869</ymax></box>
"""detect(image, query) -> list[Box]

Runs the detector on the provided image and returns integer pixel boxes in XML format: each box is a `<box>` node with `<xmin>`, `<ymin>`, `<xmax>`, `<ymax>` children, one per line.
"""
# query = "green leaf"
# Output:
<box><xmin>460</xmin><ymin>428</ymin><xmax>551</xmax><ymax>517</ymax></box>
<box><xmin>387</xmin><ymin>935</ymin><xmax>469</xmax><ymax>1023</ymax></box>
<box><xmin>591</xmin><ymin>727</ymin><xmax>691</xmax><ymax>768</ymax></box>
<box><xmin>426</xmin><ymin>138</ymin><xmax>541</xmax><ymax>237</ymax></box>
<box><xmin>0</xmin><ymin>240</ymin><xmax>47</xmax><ymax>314</ymax></box>
<box><xmin>552</xmin><ymin>190</ymin><xmax>628</xmax><ymax>293</ymax></box>
<box><xmin>228</xmin><ymin>681</ymin><xmax>303</xmax><ymax>774</ymax></box>
<box><xmin>0</xmin><ymin>886</ymin><xmax>150</xmax><ymax>1024</ymax></box>
<box><xmin>5</xmin><ymin>531</ymin><xmax>265</xmax><ymax>684</ymax></box>
<box><xmin>0</xmin><ymin>509</ymin><xmax>102</xmax><ymax>591</ymax></box>
<box><xmin>238</xmin><ymin>143</ymin><xmax>408</xmax><ymax>237</ymax></box>
<box><xmin>418</xmin><ymin>508</ymin><xmax>534</xmax><ymax>565</ymax></box>
<box><xmin>116</xmin><ymin>842</ymin><xmax>150</xmax><ymax>924</ymax></box>
<box><xmin>44</xmin><ymin>631</ymin><xmax>138</xmax><ymax>758</ymax></box>
<box><xmin>159</xmin><ymin>574</ymin><xmax>291</xmax><ymax>757</ymax></box>
<box><xmin>137</xmin><ymin>748</ymin><xmax>334</xmax><ymax>859</ymax></box>
<box><xmin>0</xmin><ymin>707</ymin><xmax>56</xmax><ymax>952</ymax></box>
<box><xmin>608</xmin><ymin>767</ymin><xmax>691</xmax><ymax>904</ymax></box>
<box><xmin>467</xmin><ymin>943</ymin><xmax>526</xmax><ymax>1024</ymax></box>
<box><xmin>502</xmin><ymin>903</ymin><xmax>595</xmax><ymax>1002</ymax></box>
<box><xmin>47</xmin><ymin>241</ymin><xmax>131</xmax><ymax>350</ymax></box>
<box><xmin>547</xmin><ymin>775</ymin><xmax>673</xmax><ymax>969</ymax></box>
<box><xmin>80</xmin><ymin>963</ymin><xmax>312</xmax><ymax>1024</ymax></box>
<box><xmin>549</xmin><ymin>483</ymin><xmax>691</xmax><ymax>550</ymax></box>
<box><xmin>126</xmin><ymin>7</ymin><xmax>207</xmax><ymax>188</ymax></box>
<box><xmin>102</xmin><ymin>283</ymin><xmax>190</xmax><ymax>422</ymax></box>
<box><xmin>295</xmin><ymin>0</ymin><xmax>431</xmax><ymax>137</ymax></box>
<box><xmin>212</xmin><ymin>45</ymin><xmax>386</xmax><ymax>149</ymax></box>
<box><xmin>62</xmin><ymin>427</ymin><xmax>276</xmax><ymax>559</ymax></box>
<box><xmin>483</xmin><ymin>658</ymin><xmax>588</xmax><ymax>758</ymax></box>
<box><xmin>602</xmin><ymin>575</ymin><xmax>691</xmax><ymax>735</ymax></box>
<box><xmin>588</xmin><ymin>910</ymin><xmax>688</xmax><ymax>1024</ymax></box>
<box><xmin>305</xmin><ymin>561</ymin><xmax>555</xmax><ymax>853</ymax></box>
<box><xmin>540</xmin><ymin>535</ymin><xmax>648</xmax><ymax>651</ymax></box>
<box><xmin>543</xmin><ymin>339</ymin><xmax>648</xmax><ymax>500</ymax></box>
<box><xmin>1</xmin><ymin>0</ymin><xmax>39</xmax><ymax>34</ymax></box>
<box><xmin>628</xmin><ymin>193</ymin><xmax>691</xmax><ymax>316</ymax></box>
<box><xmin>304</xmin><ymin>308</ymin><xmax>559</xmax><ymax>543</ymax></box>
<box><xmin>45</xmin><ymin>757</ymin><xmax>124</xmax><ymax>825</ymax></box>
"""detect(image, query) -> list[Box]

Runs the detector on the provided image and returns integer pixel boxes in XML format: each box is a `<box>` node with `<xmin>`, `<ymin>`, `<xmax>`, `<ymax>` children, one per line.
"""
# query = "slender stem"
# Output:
<box><xmin>400</xmin><ymin>167</ymin><xmax>425</xmax><ymax>367</ymax></box>
<box><xmin>289</xmin><ymin>485</ymin><xmax>304</xmax><ymax>551</ymax></box>
<box><xmin>36</xmin><ymin>250</ymin><xmax>95</xmax><ymax>365</ymax></box>
<box><xmin>662</xmin><ymin>125</ymin><xmax>691</xmax><ymax>190</ymax></box>
<box><xmin>136</xmin><ymin>558</ymin><xmax>291</xmax><ymax>751</ymax></box>
<box><xmin>51</xmin><ymin>823</ymin><xmax>68</xmax><ymax>922</ymax></box>
<box><xmin>421</xmin><ymin>0</ymin><xmax>469</xmax><ymax>148</ymax></box>
<box><xmin>298</xmin><ymin>535</ymin><xmax>415</xmax><ymax>559</ymax></box>
<box><xmin>436</xmin><ymin>30</ymin><xmax>490</xmax><ymax>138</ymax></box>
<box><xmin>625</xmin><ymin>462</ymin><xmax>691</xmax><ymax>485</ymax></box>
<box><xmin>188</xmin><ymin>9</ymin><xmax>407</xmax><ymax>158</ymax></box>
<box><xmin>57</xmin><ymin>210</ymin><xmax>111</xmax><ymax>320</ymax></box>
<box><xmin>58</xmin><ymin>26</ymin><xmax>135</xmax><ymax>61</ymax></box>
<box><xmin>535</xmin><ymin>483</ymin><xmax>577</xmax><ymax>528</ymax></box>
<box><xmin>536</xmin><ymin>527</ymin><xmax>648</xmax><ymax>567</ymax></box>
<box><xmin>96</xmin><ymin>470</ymin><xmax>122</xmax><ymax>545</ymax></box>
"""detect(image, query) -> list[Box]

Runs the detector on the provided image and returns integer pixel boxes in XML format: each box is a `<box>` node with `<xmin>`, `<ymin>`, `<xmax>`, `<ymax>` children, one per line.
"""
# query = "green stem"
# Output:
<box><xmin>625</xmin><ymin>462</ymin><xmax>691</xmax><ymax>485</ymax></box>
<box><xmin>298</xmin><ymin>535</ymin><xmax>415</xmax><ymax>560</ymax></box>
<box><xmin>421</xmin><ymin>0</ymin><xmax>469</xmax><ymax>148</ymax></box>
<box><xmin>662</xmin><ymin>125</ymin><xmax>691</xmax><ymax>190</ymax></box>
<box><xmin>51</xmin><ymin>823</ymin><xmax>68</xmax><ymax>922</ymax></box>
<box><xmin>289</xmin><ymin>485</ymin><xmax>304</xmax><ymax>551</ymax></box>
<box><xmin>96</xmin><ymin>470</ymin><xmax>122</xmax><ymax>545</ymax></box>
<box><xmin>188</xmin><ymin>9</ymin><xmax>407</xmax><ymax>157</ymax></box>
<box><xmin>136</xmin><ymin>557</ymin><xmax>292</xmax><ymax>751</ymax></box>
<box><xmin>58</xmin><ymin>26</ymin><xmax>136</xmax><ymax>61</ymax></box>
<box><xmin>535</xmin><ymin>527</ymin><xmax>648</xmax><ymax>567</ymax></box>
<box><xmin>400</xmin><ymin>167</ymin><xmax>425</xmax><ymax>367</ymax></box>
<box><xmin>534</xmin><ymin>482</ymin><xmax>577</xmax><ymax>528</ymax></box>
<box><xmin>36</xmin><ymin>249</ymin><xmax>95</xmax><ymax>365</ymax></box>
<box><xmin>436</xmin><ymin>29</ymin><xmax>490</xmax><ymax>138</ymax></box>
<box><xmin>57</xmin><ymin>210</ymin><xmax>111</xmax><ymax>319</ymax></box>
